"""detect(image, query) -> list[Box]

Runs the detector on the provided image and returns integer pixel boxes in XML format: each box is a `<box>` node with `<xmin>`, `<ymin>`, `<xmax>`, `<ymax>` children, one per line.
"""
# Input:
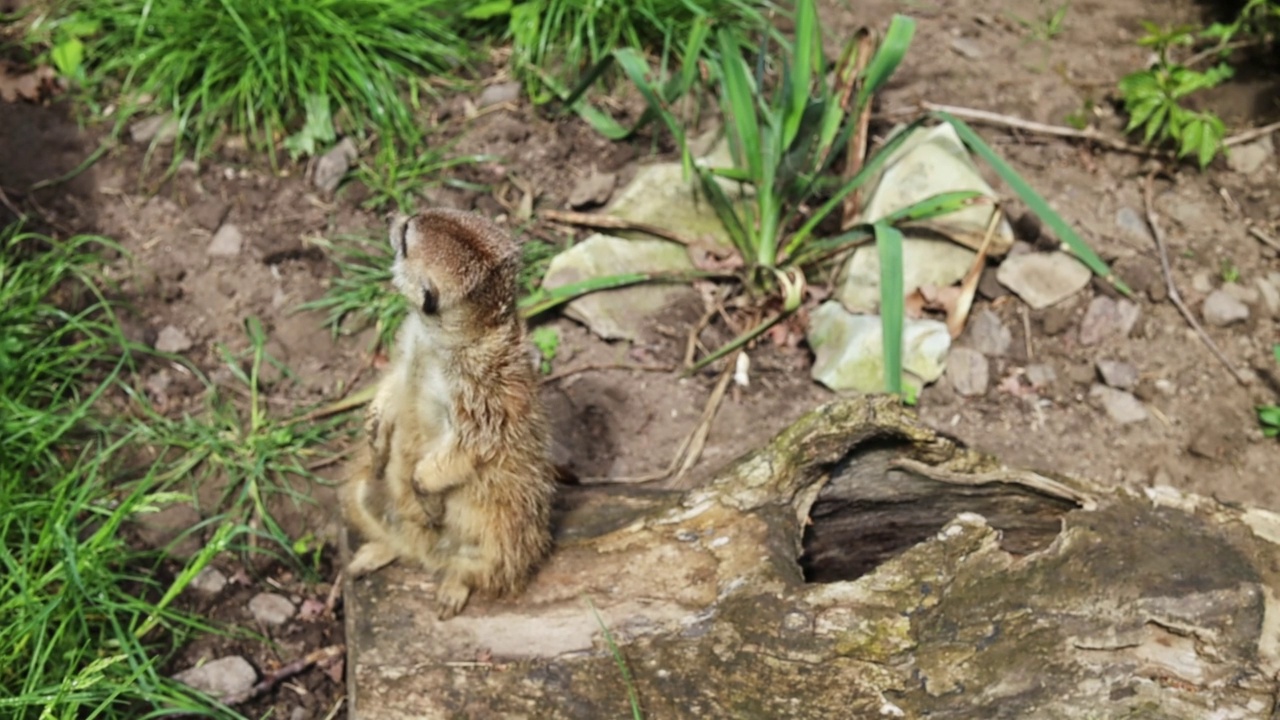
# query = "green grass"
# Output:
<box><xmin>1259</xmin><ymin>344</ymin><xmax>1280</xmax><ymax>438</ymax></box>
<box><xmin>0</xmin><ymin>225</ymin><xmax>253</xmax><ymax>719</ymax></box>
<box><xmin>56</xmin><ymin>0</ymin><xmax>475</xmax><ymax>164</ymax></box>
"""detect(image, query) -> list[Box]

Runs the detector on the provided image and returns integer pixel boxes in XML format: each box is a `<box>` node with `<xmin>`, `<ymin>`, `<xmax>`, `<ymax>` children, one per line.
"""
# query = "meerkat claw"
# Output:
<box><xmin>436</xmin><ymin>576</ymin><xmax>472</xmax><ymax>620</ymax></box>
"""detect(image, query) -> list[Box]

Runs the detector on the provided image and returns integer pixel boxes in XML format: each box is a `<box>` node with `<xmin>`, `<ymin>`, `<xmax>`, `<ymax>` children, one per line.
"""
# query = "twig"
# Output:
<box><xmin>540</xmin><ymin>362</ymin><xmax>676</xmax><ymax>384</ymax></box>
<box><xmin>1020</xmin><ymin>305</ymin><xmax>1034</xmax><ymax>361</ymax></box>
<box><xmin>1224</xmin><ymin>120</ymin><xmax>1280</xmax><ymax>147</ymax></box>
<box><xmin>671</xmin><ymin>345</ymin><xmax>741</xmax><ymax>487</ymax></box>
<box><xmin>840</xmin><ymin>30</ymin><xmax>876</xmax><ymax>230</ymax></box>
<box><xmin>1248</xmin><ymin>225</ymin><xmax>1280</xmax><ymax>253</ymax></box>
<box><xmin>947</xmin><ymin>206</ymin><xmax>1002</xmax><ymax>339</ymax></box>
<box><xmin>889</xmin><ymin>458</ymin><xmax>1097</xmax><ymax>510</ymax></box>
<box><xmin>539</xmin><ymin>208</ymin><xmax>701</xmax><ymax>247</ymax></box>
<box><xmin>222</xmin><ymin>645</ymin><xmax>345</xmax><ymax>706</ymax></box>
<box><xmin>325</xmin><ymin>570</ymin><xmax>344</xmax><ymax>617</ymax></box>
<box><xmin>0</xmin><ymin>185</ymin><xmax>26</xmax><ymax>221</ymax></box>
<box><xmin>1143</xmin><ymin>173</ymin><xmax>1250</xmax><ymax>386</ymax></box>
<box><xmin>1183</xmin><ymin>37</ymin><xmax>1270</xmax><ymax>68</ymax></box>
<box><xmin>915</xmin><ymin>101</ymin><xmax>1166</xmax><ymax>157</ymax></box>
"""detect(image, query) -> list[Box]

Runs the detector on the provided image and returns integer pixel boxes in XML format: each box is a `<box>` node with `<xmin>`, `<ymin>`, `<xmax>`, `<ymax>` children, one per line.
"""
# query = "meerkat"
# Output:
<box><xmin>340</xmin><ymin>208</ymin><xmax>556</xmax><ymax>620</ymax></box>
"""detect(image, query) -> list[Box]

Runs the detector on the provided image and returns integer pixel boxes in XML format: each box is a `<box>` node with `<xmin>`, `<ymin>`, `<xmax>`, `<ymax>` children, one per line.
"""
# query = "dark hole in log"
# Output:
<box><xmin>800</xmin><ymin>441</ymin><xmax>1078</xmax><ymax>583</ymax></box>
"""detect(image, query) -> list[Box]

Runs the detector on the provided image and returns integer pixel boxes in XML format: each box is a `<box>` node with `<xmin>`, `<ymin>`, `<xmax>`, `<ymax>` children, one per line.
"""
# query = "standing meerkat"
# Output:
<box><xmin>340</xmin><ymin>208</ymin><xmax>556</xmax><ymax>620</ymax></box>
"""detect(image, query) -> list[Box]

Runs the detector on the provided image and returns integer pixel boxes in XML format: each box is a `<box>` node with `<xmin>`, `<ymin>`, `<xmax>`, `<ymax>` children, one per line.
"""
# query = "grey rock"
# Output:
<box><xmin>1223</xmin><ymin>282</ymin><xmax>1259</xmax><ymax>306</ymax></box>
<box><xmin>155</xmin><ymin>325</ymin><xmax>194</xmax><ymax>354</ymax></box>
<box><xmin>836</xmin><ymin>236</ymin><xmax>976</xmax><ymax>313</ymax></box>
<box><xmin>1096</xmin><ymin>359</ymin><xmax>1139</xmax><ymax>390</ymax></box>
<box><xmin>807</xmin><ymin>301</ymin><xmax>951</xmax><ymax>394</ymax></box>
<box><xmin>1079</xmin><ymin>296</ymin><xmax>1140</xmax><ymax>345</ymax></box>
<box><xmin>1225</xmin><ymin>134</ymin><xmax>1274</xmax><ymax>175</ymax></box>
<box><xmin>1191</xmin><ymin>270</ymin><xmax>1213</xmax><ymax>294</ymax></box>
<box><xmin>173</xmin><ymin>656</ymin><xmax>257</xmax><ymax>700</ymax></box>
<box><xmin>1202</xmin><ymin>289</ymin><xmax>1249</xmax><ymax>327</ymax></box>
<box><xmin>129</xmin><ymin>114</ymin><xmax>178</xmax><ymax>146</ymax></box>
<box><xmin>1089</xmin><ymin>384</ymin><xmax>1149</xmax><ymax>424</ymax></box>
<box><xmin>478</xmin><ymin>81</ymin><xmax>521</xmax><ymax>108</ymax></box>
<box><xmin>248</xmin><ymin>592</ymin><xmax>296</xmax><ymax>626</ymax></box>
<box><xmin>977</xmin><ymin>266</ymin><xmax>1007</xmax><ymax>300</ymax></box>
<box><xmin>1114</xmin><ymin>206</ymin><xmax>1153</xmax><ymax>244</ymax></box>
<box><xmin>541</xmin><ymin>234</ymin><xmax>698</xmax><ymax>342</ymax></box>
<box><xmin>133</xmin><ymin>502</ymin><xmax>202</xmax><ymax>558</ymax></box>
<box><xmin>189</xmin><ymin>566</ymin><xmax>228</xmax><ymax>595</ymax></box>
<box><xmin>1256</xmin><ymin>276</ymin><xmax>1280</xmax><ymax>318</ymax></box>
<box><xmin>1026</xmin><ymin>363</ymin><xmax>1057</xmax><ymax>389</ymax></box>
<box><xmin>1040</xmin><ymin>303</ymin><xmax>1075</xmax><ymax>336</ymax></box>
<box><xmin>950</xmin><ymin>37</ymin><xmax>982</xmax><ymax>59</ymax></box>
<box><xmin>191</xmin><ymin>199</ymin><xmax>230</xmax><ymax>231</ymax></box>
<box><xmin>964</xmin><ymin>309</ymin><xmax>1012</xmax><ymax>357</ymax></box>
<box><xmin>946</xmin><ymin>347</ymin><xmax>989</xmax><ymax>397</ymax></box>
<box><xmin>312</xmin><ymin>137</ymin><xmax>358</xmax><ymax>194</ymax></box>
<box><xmin>607</xmin><ymin>160</ymin><xmax>746</xmax><ymax>250</ymax></box>
<box><xmin>568</xmin><ymin>169</ymin><xmax>617</xmax><ymax>209</ymax></box>
<box><xmin>208</xmin><ymin>223</ymin><xmax>244</xmax><ymax>257</ymax></box>
<box><xmin>996</xmin><ymin>251</ymin><xmax>1092</xmax><ymax>309</ymax></box>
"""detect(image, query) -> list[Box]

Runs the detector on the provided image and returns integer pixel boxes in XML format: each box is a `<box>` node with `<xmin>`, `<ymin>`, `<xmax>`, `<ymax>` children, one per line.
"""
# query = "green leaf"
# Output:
<box><xmin>937</xmin><ymin>112</ymin><xmax>1132</xmax><ymax>295</ymax></box>
<box><xmin>853</xmin><ymin>15</ymin><xmax>915</xmax><ymax>116</ymax></box>
<box><xmin>717</xmin><ymin>29</ymin><xmax>763</xmax><ymax>184</ymax></box>
<box><xmin>1124</xmin><ymin>95</ymin><xmax>1162</xmax><ymax>133</ymax></box>
<box><xmin>463</xmin><ymin>0</ymin><xmax>513</xmax><ymax>20</ymax></box>
<box><xmin>58</xmin><ymin>16</ymin><xmax>101</xmax><ymax>38</ymax></box>
<box><xmin>51</xmin><ymin>38</ymin><xmax>84</xmax><ymax>77</ymax></box>
<box><xmin>1143</xmin><ymin>103</ymin><xmax>1170</xmax><ymax>144</ymax></box>
<box><xmin>782</xmin><ymin>0</ymin><xmax>818</xmax><ymax>148</ymax></box>
<box><xmin>873</xmin><ymin>221</ymin><xmax>905</xmax><ymax>396</ymax></box>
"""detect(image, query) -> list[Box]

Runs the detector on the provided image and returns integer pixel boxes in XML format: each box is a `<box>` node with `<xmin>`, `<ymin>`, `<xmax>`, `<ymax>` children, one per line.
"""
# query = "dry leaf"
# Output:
<box><xmin>0</xmin><ymin>61</ymin><xmax>58</xmax><ymax>103</ymax></box>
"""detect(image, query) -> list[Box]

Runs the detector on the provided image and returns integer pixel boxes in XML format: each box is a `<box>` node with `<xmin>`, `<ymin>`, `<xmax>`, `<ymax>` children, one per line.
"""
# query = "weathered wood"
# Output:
<box><xmin>344</xmin><ymin>396</ymin><xmax>1280</xmax><ymax>719</ymax></box>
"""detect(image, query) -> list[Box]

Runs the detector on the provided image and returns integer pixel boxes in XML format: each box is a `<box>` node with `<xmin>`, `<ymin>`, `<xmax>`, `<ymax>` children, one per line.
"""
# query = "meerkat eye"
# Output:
<box><xmin>421</xmin><ymin>285</ymin><xmax>438</xmax><ymax>315</ymax></box>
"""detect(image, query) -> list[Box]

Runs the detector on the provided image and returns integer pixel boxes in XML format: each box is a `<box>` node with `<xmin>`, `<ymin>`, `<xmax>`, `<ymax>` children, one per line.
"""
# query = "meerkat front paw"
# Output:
<box><xmin>348</xmin><ymin>541</ymin><xmax>398</xmax><ymax>578</ymax></box>
<box><xmin>415</xmin><ymin>489</ymin><xmax>446</xmax><ymax>529</ymax></box>
<box><xmin>435</xmin><ymin>573</ymin><xmax>473</xmax><ymax>620</ymax></box>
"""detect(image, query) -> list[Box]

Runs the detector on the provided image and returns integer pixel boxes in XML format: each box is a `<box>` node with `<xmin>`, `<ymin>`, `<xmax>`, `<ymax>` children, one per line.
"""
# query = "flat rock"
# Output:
<box><xmin>208</xmin><ymin>223</ymin><xmax>244</xmax><ymax>257</ymax></box>
<box><xmin>1114</xmin><ymin>206</ymin><xmax>1152</xmax><ymax>244</ymax></box>
<box><xmin>1256</xmin><ymin>277</ymin><xmax>1280</xmax><ymax>318</ymax></box>
<box><xmin>835</xmin><ymin>236</ymin><xmax>976</xmax><ymax>314</ymax></box>
<box><xmin>859</xmin><ymin>123</ymin><xmax>1014</xmax><ymax>256</ymax></box>
<box><xmin>312</xmin><ymin>137</ymin><xmax>358</xmax><ymax>194</ymax></box>
<box><xmin>1096</xmin><ymin>359</ymin><xmax>1139</xmax><ymax>390</ymax></box>
<box><xmin>996</xmin><ymin>251</ymin><xmax>1092</xmax><ymax>309</ymax></box>
<box><xmin>155</xmin><ymin>325</ymin><xmax>194</xmax><ymax>354</ymax></box>
<box><xmin>1202</xmin><ymin>289</ymin><xmax>1249</xmax><ymax>327</ymax></box>
<box><xmin>568</xmin><ymin>168</ymin><xmax>617</xmax><ymax>209</ymax></box>
<box><xmin>477</xmin><ymin>81</ymin><xmax>521</xmax><ymax>108</ymax></box>
<box><xmin>1089</xmin><ymin>384</ymin><xmax>1148</xmax><ymax>424</ymax></box>
<box><xmin>189</xmin><ymin>566</ymin><xmax>228</xmax><ymax>595</ymax></box>
<box><xmin>1026</xmin><ymin>363</ymin><xmax>1057</xmax><ymax>389</ymax></box>
<box><xmin>1079</xmin><ymin>296</ymin><xmax>1140</xmax><ymax>346</ymax></box>
<box><xmin>541</xmin><ymin>233</ymin><xmax>698</xmax><ymax>342</ymax></box>
<box><xmin>946</xmin><ymin>347</ymin><xmax>989</xmax><ymax>397</ymax></box>
<box><xmin>129</xmin><ymin>114</ymin><xmax>178</xmax><ymax>146</ymax></box>
<box><xmin>1223</xmin><ymin>282</ymin><xmax>1259</xmax><ymax>306</ymax></box>
<box><xmin>172</xmin><ymin>655</ymin><xmax>257</xmax><ymax>700</ymax></box>
<box><xmin>1226</xmin><ymin>135</ymin><xmax>1274</xmax><ymax>175</ymax></box>
<box><xmin>248</xmin><ymin>592</ymin><xmax>297</xmax><ymax>626</ymax></box>
<box><xmin>807</xmin><ymin>301</ymin><xmax>951</xmax><ymax>393</ymax></box>
<box><xmin>606</xmin><ymin>161</ymin><xmax>744</xmax><ymax>250</ymax></box>
<box><xmin>964</xmin><ymin>308</ymin><xmax>1012</xmax><ymax>357</ymax></box>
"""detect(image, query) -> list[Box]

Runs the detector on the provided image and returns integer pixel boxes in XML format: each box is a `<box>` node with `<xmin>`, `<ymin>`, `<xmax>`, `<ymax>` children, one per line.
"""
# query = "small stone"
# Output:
<box><xmin>208</xmin><ymin>223</ymin><xmax>244</xmax><ymax>257</ymax></box>
<box><xmin>312</xmin><ymin>137</ymin><xmax>358</xmax><ymax>194</ymax></box>
<box><xmin>1223</xmin><ymin>282</ymin><xmax>1259</xmax><ymax>306</ymax></box>
<box><xmin>1114</xmin><ymin>207</ymin><xmax>1153</xmax><ymax>244</ymax></box>
<box><xmin>964</xmin><ymin>309</ymin><xmax>1012</xmax><ymax>357</ymax></box>
<box><xmin>1026</xmin><ymin>363</ymin><xmax>1057</xmax><ymax>389</ymax></box>
<box><xmin>1191</xmin><ymin>271</ymin><xmax>1213</xmax><ymax>294</ymax></box>
<box><xmin>155</xmin><ymin>325</ymin><xmax>194</xmax><ymax>354</ymax></box>
<box><xmin>191</xmin><ymin>199</ymin><xmax>230</xmax><ymax>231</ymax></box>
<box><xmin>1225</xmin><ymin>134</ymin><xmax>1274</xmax><ymax>175</ymax></box>
<box><xmin>1040</xmin><ymin>303</ymin><xmax>1075</xmax><ymax>336</ymax></box>
<box><xmin>996</xmin><ymin>251</ymin><xmax>1092</xmax><ymax>309</ymax></box>
<box><xmin>1202</xmin><ymin>289</ymin><xmax>1249</xmax><ymax>327</ymax></box>
<box><xmin>946</xmin><ymin>347</ymin><xmax>989</xmax><ymax>397</ymax></box>
<box><xmin>133</xmin><ymin>502</ymin><xmax>202</xmax><ymax>557</ymax></box>
<box><xmin>189</xmin><ymin>566</ymin><xmax>228</xmax><ymax>595</ymax></box>
<box><xmin>173</xmin><ymin>656</ymin><xmax>257</xmax><ymax>700</ymax></box>
<box><xmin>1096</xmin><ymin>359</ymin><xmax>1139</xmax><ymax>390</ymax></box>
<box><xmin>950</xmin><ymin>37</ymin><xmax>982</xmax><ymax>59</ymax></box>
<box><xmin>248</xmin><ymin>592</ymin><xmax>296</xmax><ymax>626</ymax></box>
<box><xmin>977</xmin><ymin>266</ymin><xmax>1008</xmax><ymax>300</ymax></box>
<box><xmin>1256</xmin><ymin>277</ymin><xmax>1280</xmax><ymax>318</ymax></box>
<box><xmin>807</xmin><ymin>302</ymin><xmax>951</xmax><ymax>393</ymax></box>
<box><xmin>129</xmin><ymin>114</ymin><xmax>178</xmax><ymax>146</ymax></box>
<box><xmin>1133</xmin><ymin>378</ymin><xmax>1159</xmax><ymax>402</ymax></box>
<box><xmin>568</xmin><ymin>169</ymin><xmax>617</xmax><ymax>209</ymax></box>
<box><xmin>477</xmin><ymin>81</ymin><xmax>521</xmax><ymax>108</ymax></box>
<box><xmin>1079</xmin><ymin>296</ymin><xmax>1140</xmax><ymax>346</ymax></box>
<box><xmin>1089</xmin><ymin>384</ymin><xmax>1148</xmax><ymax>424</ymax></box>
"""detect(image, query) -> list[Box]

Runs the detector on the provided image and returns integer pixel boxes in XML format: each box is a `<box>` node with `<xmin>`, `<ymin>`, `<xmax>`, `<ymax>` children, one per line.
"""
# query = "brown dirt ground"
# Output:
<box><xmin>3</xmin><ymin>0</ymin><xmax>1279</xmax><ymax>716</ymax></box>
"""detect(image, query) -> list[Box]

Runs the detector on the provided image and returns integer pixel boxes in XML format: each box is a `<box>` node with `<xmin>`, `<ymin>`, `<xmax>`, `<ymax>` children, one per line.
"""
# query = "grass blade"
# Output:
<box><xmin>873</xmin><ymin>221</ymin><xmax>905</xmax><ymax>396</ymax></box>
<box><xmin>519</xmin><ymin>270</ymin><xmax>727</xmax><ymax>318</ymax></box>
<box><xmin>782</xmin><ymin>0</ymin><xmax>817</xmax><ymax>148</ymax></box>
<box><xmin>716</xmin><ymin>29</ymin><xmax>763</xmax><ymax>184</ymax></box>
<box><xmin>853</xmin><ymin>14</ymin><xmax>915</xmax><ymax>114</ymax></box>
<box><xmin>936</xmin><ymin>112</ymin><xmax>1132</xmax><ymax>295</ymax></box>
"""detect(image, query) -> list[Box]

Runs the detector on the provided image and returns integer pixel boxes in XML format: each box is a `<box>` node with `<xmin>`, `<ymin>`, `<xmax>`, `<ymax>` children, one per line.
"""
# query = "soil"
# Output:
<box><xmin>3</xmin><ymin>0</ymin><xmax>1278</xmax><ymax>717</ymax></box>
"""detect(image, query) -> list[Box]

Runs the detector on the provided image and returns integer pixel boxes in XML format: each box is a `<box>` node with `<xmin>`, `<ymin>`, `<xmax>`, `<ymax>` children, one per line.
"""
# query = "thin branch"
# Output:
<box><xmin>1248</xmin><ymin>225</ymin><xmax>1280</xmax><ymax>253</ymax></box>
<box><xmin>1143</xmin><ymin>172</ymin><xmax>1250</xmax><ymax>387</ymax></box>
<box><xmin>222</xmin><ymin>644</ymin><xmax>345</xmax><ymax>706</ymax></box>
<box><xmin>915</xmin><ymin>101</ymin><xmax>1165</xmax><ymax>156</ymax></box>
<box><xmin>539</xmin><ymin>208</ymin><xmax>701</xmax><ymax>247</ymax></box>
<box><xmin>1224</xmin><ymin>119</ymin><xmax>1280</xmax><ymax>147</ymax></box>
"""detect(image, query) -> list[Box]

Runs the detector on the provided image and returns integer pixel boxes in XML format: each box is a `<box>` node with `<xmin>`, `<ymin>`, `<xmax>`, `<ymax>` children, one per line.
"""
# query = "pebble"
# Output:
<box><xmin>977</xmin><ymin>267</ymin><xmax>1008</xmax><ymax>300</ymax></box>
<box><xmin>189</xmin><ymin>566</ymin><xmax>228</xmax><ymax>595</ymax></box>
<box><xmin>568</xmin><ymin>168</ymin><xmax>617</xmax><ymax>209</ymax></box>
<box><xmin>995</xmin><ymin>251</ymin><xmax>1092</xmax><ymax>309</ymax></box>
<box><xmin>1202</xmin><ymin>289</ymin><xmax>1249</xmax><ymax>327</ymax></box>
<box><xmin>477</xmin><ymin>81</ymin><xmax>521</xmax><ymax>108</ymax></box>
<box><xmin>1089</xmin><ymin>384</ymin><xmax>1149</xmax><ymax>424</ymax></box>
<box><xmin>949</xmin><ymin>37</ymin><xmax>983</xmax><ymax>59</ymax></box>
<box><xmin>207</xmin><ymin>223</ymin><xmax>244</xmax><ymax>257</ymax></box>
<box><xmin>1226</xmin><ymin>135</ymin><xmax>1274</xmax><ymax>175</ymax></box>
<box><xmin>1114</xmin><ymin>206</ymin><xmax>1153</xmax><ymax>243</ymax></box>
<box><xmin>1223</xmin><ymin>282</ymin><xmax>1259</xmax><ymax>306</ymax></box>
<box><xmin>1191</xmin><ymin>271</ymin><xmax>1213</xmax><ymax>294</ymax></box>
<box><xmin>1026</xmin><ymin>363</ymin><xmax>1057</xmax><ymax>388</ymax></box>
<box><xmin>312</xmin><ymin>137</ymin><xmax>358</xmax><ymax>194</ymax></box>
<box><xmin>1040</xmin><ymin>303</ymin><xmax>1075</xmax><ymax>336</ymax></box>
<box><xmin>248</xmin><ymin>592</ymin><xmax>296</xmax><ymax>626</ymax></box>
<box><xmin>964</xmin><ymin>309</ymin><xmax>1012</xmax><ymax>357</ymax></box>
<box><xmin>172</xmin><ymin>655</ymin><xmax>257</xmax><ymax>700</ymax></box>
<box><xmin>155</xmin><ymin>325</ymin><xmax>194</xmax><ymax>354</ymax></box>
<box><xmin>1256</xmin><ymin>277</ymin><xmax>1280</xmax><ymax>318</ymax></box>
<box><xmin>946</xmin><ymin>347</ymin><xmax>989</xmax><ymax>397</ymax></box>
<box><xmin>129</xmin><ymin>114</ymin><xmax>178</xmax><ymax>146</ymax></box>
<box><xmin>1079</xmin><ymin>296</ymin><xmax>1140</xmax><ymax>346</ymax></box>
<box><xmin>1096</xmin><ymin>359</ymin><xmax>1139</xmax><ymax>390</ymax></box>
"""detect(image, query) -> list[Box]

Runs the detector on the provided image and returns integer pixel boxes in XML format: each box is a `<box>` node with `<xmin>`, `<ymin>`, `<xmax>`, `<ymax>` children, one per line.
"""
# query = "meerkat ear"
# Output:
<box><xmin>389</xmin><ymin>213</ymin><xmax>411</xmax><ymax>256</ymax></box>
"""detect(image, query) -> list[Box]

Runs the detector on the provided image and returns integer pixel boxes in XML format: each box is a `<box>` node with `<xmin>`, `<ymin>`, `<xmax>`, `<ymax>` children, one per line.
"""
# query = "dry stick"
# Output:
<box><xmin>916</xmin><ymin>101</ymin><xmax>1164</xmax><ymax>156</ymax></box>
<box><xmin>324</xmin><ymin>570</ymin><xmax>344</xmax><ymax>617</ymax></box>
<box><xmin>1142</xmin><ymin>173</ymin><xmax>1251</xmax><ymax>386</ymax></box>
<box><xmin>1223</xmin><ymin>119</ymin><xmax>1280</xmax><ymax>147</ymax></box>
<box><xmin>541</xmin><ymin>362</ymin><xmax>676</xmax><ymax>384</ymax></box>
<box><xmin>539</xmin><ymin>208</ymin><xmax>700</xmax><ymax>247</ymax></box>
<box><xmin>1248</xmin><ymin>225</ymin><xmax>1280</xmax><ymax>253</ymax></box>
<box><xmin>222</xmin><ymin>644</ymin><xmax>345</xmax><ymax>706</ymax></box>
<box><xmin>671</xmin><ymin>345</ymin><xmax>742</xmax><ymax>486</ymax></box>
<box><xmin>947</xmin><ymin>207</ymin><xmax>1002</xmax><ymax>339</ymax></box>
<box><xmin>840</xmin><ymin>30</ymin><xmax>877</xmax><ymax>230</ymax></box>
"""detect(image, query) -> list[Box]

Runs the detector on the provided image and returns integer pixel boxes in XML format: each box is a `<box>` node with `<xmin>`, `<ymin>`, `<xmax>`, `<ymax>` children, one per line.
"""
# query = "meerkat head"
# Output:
<box><xmin>388</xmin><ymin>209</ymin><xmax>521</xmax><ymax>331</ymax></box>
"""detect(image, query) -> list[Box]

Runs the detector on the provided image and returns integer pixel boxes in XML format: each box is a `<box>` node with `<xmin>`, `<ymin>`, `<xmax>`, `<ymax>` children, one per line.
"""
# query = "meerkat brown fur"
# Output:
<box><xmin>340</xmin><ymin>208</ymin><xmax>556</xmax><ymax>620</ymax></box>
